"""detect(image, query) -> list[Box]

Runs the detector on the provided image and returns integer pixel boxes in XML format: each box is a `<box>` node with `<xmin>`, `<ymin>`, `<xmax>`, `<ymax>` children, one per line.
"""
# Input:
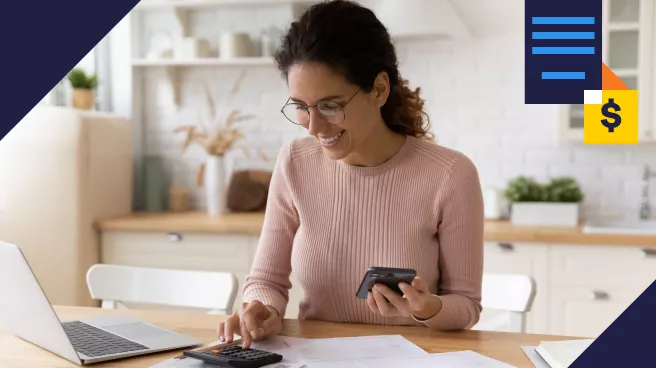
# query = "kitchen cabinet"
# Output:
<box><xmin>560</xmin><ymin>0</ymin><xmax>655</xmax><ymax>142</ymax></box>
<box><xmin>100</xmin><ymin>230</ymin><xmax>304</xmax><ymax>319</ymax></box>
<box><xmin>549</xmin><ymin>285</ymin><xmax>644</xmax><ymax>338</ymax></box>
<box><xmin>98</xmin><ymin>213</ymin><xmax>656</xmax><ymax>337</ymax></box>
<box><xmin>481</xmin><ymin>241</ymin><xmax>656</xmax><ymax>336</ymax></box>
<box><xmin>548</xmin><ymin>243</ymin><xmax>656</xmax><ymax>337</ymax></box>
<box><xmin>549</xmin><ymin>244</ymin><xmax>656</xmax><ymax>289</ymax></box>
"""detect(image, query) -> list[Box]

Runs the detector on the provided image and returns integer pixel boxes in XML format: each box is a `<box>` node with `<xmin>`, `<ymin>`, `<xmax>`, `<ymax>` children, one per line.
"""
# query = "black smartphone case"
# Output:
<box><xmin>356</xmin><ymin>267</ymin><xmax>416</xmax><ymax>299</ymax></box>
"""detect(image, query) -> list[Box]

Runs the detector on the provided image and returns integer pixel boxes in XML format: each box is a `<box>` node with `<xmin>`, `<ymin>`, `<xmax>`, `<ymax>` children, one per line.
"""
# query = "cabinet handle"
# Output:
<box><xmin>498</xmin><ymin>242</ymin><xmax>514</xmax><ymax>252</ymax></box>
<box><xmin>590</xmin><ymin>290</ymin><xmax>609</xmax><ymax>300</ymax></box>
<box><xmin>166</xmin><ymin>232</ymin><xmax>183</xmax><ymax>242</ymax></box>
<box><xmin>640</xmin><ymin>248</ymin><xmax>656</xmax><ymax>258</ymax></box>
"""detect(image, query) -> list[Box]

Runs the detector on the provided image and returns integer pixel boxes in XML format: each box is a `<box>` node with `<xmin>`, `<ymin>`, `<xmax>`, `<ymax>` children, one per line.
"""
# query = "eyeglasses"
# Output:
<box><xmin>280</xmin><ymin>89</ymin><xmax>360</xmax><ymax>126</ymax></box>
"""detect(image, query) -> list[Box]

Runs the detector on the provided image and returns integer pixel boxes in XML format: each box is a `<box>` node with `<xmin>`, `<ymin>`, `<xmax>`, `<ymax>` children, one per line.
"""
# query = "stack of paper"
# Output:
<box><xmin>523</xmin><ymin>339</ymin><xmax>595</xmax><ymax>368</ymax></box>
<box><xmin>307</xmin><ymin>350</ymin><xmax>517</xmax><ymax>368</ymax></box>
<box><xmin>151</xmin><ymin>334</ymin><xmax>517</xmax><ymax>368</ymax></box>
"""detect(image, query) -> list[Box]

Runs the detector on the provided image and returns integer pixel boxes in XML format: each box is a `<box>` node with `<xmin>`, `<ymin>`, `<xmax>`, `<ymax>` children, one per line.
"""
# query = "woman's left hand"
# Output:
<box><xmin>366</xmin><ymin>276</ymin><xmax>442</xmax><ymax>320</ymax></box>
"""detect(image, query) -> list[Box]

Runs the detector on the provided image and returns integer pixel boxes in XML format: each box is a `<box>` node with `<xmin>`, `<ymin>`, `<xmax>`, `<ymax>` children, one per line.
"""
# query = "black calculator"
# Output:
<box><xmin>183</xmin><ymin>344</ymin><xmax>283</xmax><ymax>368</ymax></box>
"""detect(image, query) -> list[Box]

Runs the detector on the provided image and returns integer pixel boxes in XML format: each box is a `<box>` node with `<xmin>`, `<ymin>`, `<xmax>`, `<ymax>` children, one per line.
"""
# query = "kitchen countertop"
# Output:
<box><xmin>96</xmin><ymin>211</ymin><xmax>656</xmax><ymax>247</ymax></box>
<box><xmin>96</xmin><ymin>211</ymin><xmax>265</xmax><ymax>236</ymax></box>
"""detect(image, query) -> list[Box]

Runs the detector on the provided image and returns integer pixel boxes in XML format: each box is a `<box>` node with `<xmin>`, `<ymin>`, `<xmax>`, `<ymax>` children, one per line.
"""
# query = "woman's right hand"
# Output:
<box><xmin>217</xmin><ymin>300</ymin><xmax>283</xmax><ymax>349</ymax></box>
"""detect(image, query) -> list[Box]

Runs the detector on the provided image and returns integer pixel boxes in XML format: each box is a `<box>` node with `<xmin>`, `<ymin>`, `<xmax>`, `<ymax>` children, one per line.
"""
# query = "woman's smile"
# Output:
<box><xmin>317</xmin><ymin>130</ymin><xmax>346</xmax><ymax>147</ymax></box>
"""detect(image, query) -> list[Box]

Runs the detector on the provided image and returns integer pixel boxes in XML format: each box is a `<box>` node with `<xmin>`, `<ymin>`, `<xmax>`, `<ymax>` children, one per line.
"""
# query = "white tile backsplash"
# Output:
<box><xmin>140</xmin><ymin>3</ymin><xmax>656</xmax><ymax>220</ymax></box>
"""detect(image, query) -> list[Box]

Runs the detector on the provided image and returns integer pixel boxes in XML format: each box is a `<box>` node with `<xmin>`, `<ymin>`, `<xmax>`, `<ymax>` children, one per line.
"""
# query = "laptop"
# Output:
<box><xmin>0</xmin><ymin>241</ymin><xmax>201</xmax><ymax>364</ymax></box>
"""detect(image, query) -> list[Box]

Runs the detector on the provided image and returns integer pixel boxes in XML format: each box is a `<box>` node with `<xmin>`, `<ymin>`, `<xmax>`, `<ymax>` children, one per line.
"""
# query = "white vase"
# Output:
<box><xmin>204</xmin><ymin>155</ymin><xmax>228</xmax><ymax>216</ymax></box>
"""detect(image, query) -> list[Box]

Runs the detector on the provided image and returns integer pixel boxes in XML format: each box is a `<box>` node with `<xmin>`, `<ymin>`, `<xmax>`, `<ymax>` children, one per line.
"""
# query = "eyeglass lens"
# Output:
<box><xmin>282</xmin><ymin>101</ymin><xmax>345</xmax><ymax>125</ymax></box>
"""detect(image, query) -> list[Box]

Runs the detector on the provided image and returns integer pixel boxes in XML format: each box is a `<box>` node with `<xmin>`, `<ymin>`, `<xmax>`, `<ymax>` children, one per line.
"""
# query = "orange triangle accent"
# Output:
<box><xmin>602</xmin><ymin>62</ymin><xmax>629</xmax><ymax>90</ymax></box>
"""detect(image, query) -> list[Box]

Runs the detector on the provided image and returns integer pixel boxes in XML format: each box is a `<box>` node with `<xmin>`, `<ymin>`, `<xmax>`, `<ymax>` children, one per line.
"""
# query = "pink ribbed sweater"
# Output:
<box><xmin>242</xmin><ymin>135</ymin><xmax>484</xmax><ymax>330</ymax></box>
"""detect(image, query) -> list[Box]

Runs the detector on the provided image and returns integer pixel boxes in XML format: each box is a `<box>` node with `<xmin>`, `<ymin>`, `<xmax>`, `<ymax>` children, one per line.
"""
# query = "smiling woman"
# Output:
<box><xmin>217</xmin><ymin>0</ymin><xmax>485</xmax><ymax>349</ymax></box>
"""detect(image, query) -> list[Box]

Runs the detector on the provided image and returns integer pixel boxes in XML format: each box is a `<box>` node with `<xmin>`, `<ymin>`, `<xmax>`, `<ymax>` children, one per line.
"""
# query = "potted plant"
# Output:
<box><xmin>504</xmin><ymin>176</ymin><xmax>583</xmax><ymax>226</ymax></box>
<box><xmin>67</xmin><ymin>67</ymin><xmax>97</xmax><ymax>110</ymax></box>
<box><xmin>174</xmin><ymin>81</ymin><xmax>267</xmax><ymax>216</ymax></box>
<box><xmin>174</xmin><ymin>110</ymin><xmax>252</xmax><ymax>216</ymax></box>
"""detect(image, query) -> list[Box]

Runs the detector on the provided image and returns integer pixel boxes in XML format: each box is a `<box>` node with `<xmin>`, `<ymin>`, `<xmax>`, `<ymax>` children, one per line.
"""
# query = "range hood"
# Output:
<box><xmin>367</xmin><ymin>0</ymin><xmax>472</xmax><ymax>40</ymax></box>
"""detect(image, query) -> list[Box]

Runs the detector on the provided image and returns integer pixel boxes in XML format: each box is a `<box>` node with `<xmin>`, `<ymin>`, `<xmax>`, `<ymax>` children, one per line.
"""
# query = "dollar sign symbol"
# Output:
<box><xmin>601</xmin><ymin>98</ymin><xmax>622</xmax><ymax>133</ymax></box>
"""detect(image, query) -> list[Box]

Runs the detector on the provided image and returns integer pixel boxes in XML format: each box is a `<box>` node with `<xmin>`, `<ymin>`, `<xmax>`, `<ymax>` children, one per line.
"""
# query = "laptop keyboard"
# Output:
<box><xmin>62</xmin><ymin>321</ymin><xmax>149</xmax><ymax>358</ymax></box>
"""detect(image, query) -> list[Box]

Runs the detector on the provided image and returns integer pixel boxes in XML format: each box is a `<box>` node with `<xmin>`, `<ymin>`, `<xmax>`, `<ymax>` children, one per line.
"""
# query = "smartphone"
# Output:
<box><xmin>355</xmin><ymin>266</ymin><xmax>417</xmax><ymax>299</ymax></box>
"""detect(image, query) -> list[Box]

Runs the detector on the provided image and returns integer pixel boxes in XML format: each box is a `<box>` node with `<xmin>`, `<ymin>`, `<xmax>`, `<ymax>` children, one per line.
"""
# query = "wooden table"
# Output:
<box><xmin>0</xmin><ymin>306</ymin><xmax>578</xmax><ymax>367</ymax></box>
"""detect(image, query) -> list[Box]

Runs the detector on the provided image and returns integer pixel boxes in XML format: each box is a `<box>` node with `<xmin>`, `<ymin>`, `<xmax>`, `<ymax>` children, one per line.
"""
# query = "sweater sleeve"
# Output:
<box><xmin>241</xmin><ymin>143</ymin><xmax>300</xmax><ymax>318</ymax></box>
<box><xmin>415</xmin><ymin>153</ymin><xmax>484</xmax><ymax>330</ymax></box>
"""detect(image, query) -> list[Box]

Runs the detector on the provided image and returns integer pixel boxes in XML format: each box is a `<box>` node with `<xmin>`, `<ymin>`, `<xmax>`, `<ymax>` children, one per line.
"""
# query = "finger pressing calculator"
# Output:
<box><xmin>183</xmin><ymin>344</ymin><xmax>283</xmax><ymax>368</ymax></box>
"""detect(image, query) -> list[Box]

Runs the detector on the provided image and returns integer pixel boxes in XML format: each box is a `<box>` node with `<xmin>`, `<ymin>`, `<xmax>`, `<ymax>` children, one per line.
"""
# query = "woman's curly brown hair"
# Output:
<box><xmin>274</xmin><ymin>0</ymin><xmax>434</xmax><ymax>141</ymax></box>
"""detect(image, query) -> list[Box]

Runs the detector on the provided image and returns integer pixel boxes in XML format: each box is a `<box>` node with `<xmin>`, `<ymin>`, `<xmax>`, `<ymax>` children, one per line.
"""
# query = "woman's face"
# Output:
<box><xmin>285</xmin><ymin>62</ymin><xmax>389</xmax><ymax>161</ymax></box>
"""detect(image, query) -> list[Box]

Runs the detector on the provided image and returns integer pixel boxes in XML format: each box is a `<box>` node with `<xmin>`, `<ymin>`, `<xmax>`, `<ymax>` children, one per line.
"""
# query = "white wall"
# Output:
<box><xmin>138</xmin><ymin>1</ymin><xmax>656</xmax><ymax>220</ymax></box>
<box><xmin>396</xmin><ymin>35</ymin><xmax>656</xmax><ymax>220</ymax></box>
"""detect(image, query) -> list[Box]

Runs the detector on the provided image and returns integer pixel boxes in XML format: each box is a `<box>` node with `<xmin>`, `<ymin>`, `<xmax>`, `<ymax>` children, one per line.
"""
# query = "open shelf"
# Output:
<box><xmin>135</xmin><ymin>0</ymin><xmax>316</xmax><ymax>10</ymax></box>
<box><xmin>608</xmin><ymin>22</ymin><xmax>641</xmax><ymax>31</ymax></box>
<box><xmin>132</xmin><ymin>57</ymin><xmax>275</xmax><ymax>67</ymax></box>
<box><xmin>131</xmin><ymin>57</ymin><xmax>276</xmax><ymax>106</ymax></box>
<box><xmin>610</xmin><ymin>68</ymin><xmax>639</xmax><ymax>77</ymax></box>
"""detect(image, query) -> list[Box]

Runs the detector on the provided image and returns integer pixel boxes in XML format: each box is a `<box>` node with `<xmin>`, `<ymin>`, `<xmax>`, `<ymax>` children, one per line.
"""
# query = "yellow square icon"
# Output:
<box><xmin>584</xmin><ymin>90</ymin><xmax>638</xmax><ymax>145</ymax></box>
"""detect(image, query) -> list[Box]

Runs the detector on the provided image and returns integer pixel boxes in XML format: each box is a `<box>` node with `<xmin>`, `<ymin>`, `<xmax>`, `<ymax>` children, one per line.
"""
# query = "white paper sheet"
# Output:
<box><xmin>150</xmin><ymin>334</ymin><xmax>426</xmax><ymax>368</ymax></box>
<box><xmin>521</xmin><ymin>346</ymin><xmax>551</xmax><ymax>368</ymax></box>
<box><xmin>305</xmin><ymin>350</ymin><xmax>517</xmax><ymax>368</ymax></box>
<box><xmin>280</xmin><ymin>334</ymin><xmax>428</xmax><ymax>362</ymax></box>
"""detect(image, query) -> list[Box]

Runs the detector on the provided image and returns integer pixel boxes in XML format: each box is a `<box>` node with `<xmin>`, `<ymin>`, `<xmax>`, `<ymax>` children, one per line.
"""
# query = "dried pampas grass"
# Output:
<box><xmin>173</xmin><ymin>72</ymin><xmax>268</xmax><ymax>161</ymax></box>
<box><xmin>173</xmin><ymin>72</ymin><xmax>270</xmax><ymax>188</ymax></box>
<box><xmin>173</xmin><ymin>109</ymin><xmax>253</xmax><ymax>157</ymax></box>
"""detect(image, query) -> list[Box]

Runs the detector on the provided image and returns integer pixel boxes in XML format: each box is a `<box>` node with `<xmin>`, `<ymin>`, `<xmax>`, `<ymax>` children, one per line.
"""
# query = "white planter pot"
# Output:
<box><xmin>510</xmin><ymin>202</ymin><xmax>580</xmax><ymax>226</ymax></box>
<box><xmin>204</xmin><ymin>155</ymin><xmax>229</xmax><ymax>216</ymax></box>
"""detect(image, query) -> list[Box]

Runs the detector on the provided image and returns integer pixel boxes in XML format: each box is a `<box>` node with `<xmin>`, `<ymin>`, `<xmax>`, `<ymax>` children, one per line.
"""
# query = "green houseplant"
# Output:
<box><xmin>504</xmin><ymin>176</ymin><xmax>584</xmax><ymax>226</ymax></box>
<box><xmin>504</xmin><ymin>176</ymin><xmax>547</xmax><ymax>202</ymax></box>
<box><xmin>545</xmin><ymin>177</ymin><xmax>584</xmax><ymax>203</ymax></box>
<box><xmin>67</xmin><ymin>67</ymin><xmax>97</xmax><ymax>110</ymax></box>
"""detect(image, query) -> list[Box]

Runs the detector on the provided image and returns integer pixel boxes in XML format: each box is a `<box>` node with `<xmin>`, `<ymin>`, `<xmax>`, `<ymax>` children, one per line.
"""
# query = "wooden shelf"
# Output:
<box><xmin>132</xmin><ymin>57</ymin><xmax>275</xmax><ymax>67</ymax></box>
<box><xmin>135</xmin><ymin>0</ymin><xmax>315</xmax><ymax>10</ymax></box>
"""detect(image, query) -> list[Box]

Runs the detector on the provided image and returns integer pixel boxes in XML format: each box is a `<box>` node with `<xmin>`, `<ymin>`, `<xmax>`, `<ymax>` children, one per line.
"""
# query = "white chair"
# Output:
<box><xmin>86</xmin><ymin>264</ymin><xmax>238</xmax><ymax>315</ymax></box>
<box><xmin>475</xmin><ymin>273</ymin><xmax>536</xmax><ymax>333</ymax></box>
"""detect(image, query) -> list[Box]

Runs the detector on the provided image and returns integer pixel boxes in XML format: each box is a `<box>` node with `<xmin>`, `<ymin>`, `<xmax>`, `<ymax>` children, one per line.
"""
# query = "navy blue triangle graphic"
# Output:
<box><xmin>571</xmin><ymin>279</ymin><xmax>656</xmax><ymax>367</ymax></box>
<box><xmin>0</xmin><ymin>0</ymin><xmax>140</xmax><ymax>142</ymax></box>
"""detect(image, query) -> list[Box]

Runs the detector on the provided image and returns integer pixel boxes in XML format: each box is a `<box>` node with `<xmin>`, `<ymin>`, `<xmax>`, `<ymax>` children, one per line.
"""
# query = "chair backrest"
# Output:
<box><xmin>86</xmin><ymin>264</ymin><xmax>238</xmax><ymax>315</ymax></box>
<box><xmin>482</xmin><ymin>273</ymin><xmax>536</xmax><ymax>312</ymax></box>
<box><xmin>478</xmin><ymin>273</ymin><xmax>536</xmax><ymax>333</ymax></box>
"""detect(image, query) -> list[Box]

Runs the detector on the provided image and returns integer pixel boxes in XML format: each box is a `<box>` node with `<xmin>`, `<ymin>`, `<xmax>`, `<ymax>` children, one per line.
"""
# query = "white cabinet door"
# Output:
<box><xmin>101</xmin><ymin>230</ymin><xmax>256</xmax><ymax>315</ymax></box>
<box><xmin>549</xmin><ymin>243</ymin><xmax>656</xmax><ymax>336</ymax></box>
<box><xmin>480</xmin><ymin>242</ymin><xmax>549</xmax><ymax>334</ymax></box>
<box><xmin>101</xmin><ymin>231</ymin><xmax>253</xmax><ymax>271</ymax></box>
<box><xmin>101</xmin><ymin>231</ymin><xmax>304</xmax><ymax>319</ymax></box>
<box><xmin>560</xmin><ymin>0</ymin><xmax>655</xmax><ymax>142</ymax></box>
<box><xmin>605</xmin><ymin>0</ymin><xmax>655</xmax><ymax>141</ymax></box>
<box><xmin>549</xmin><ymin>284</ymin><xmax>647</xmax><ymax>338</ymax></box>
<box><xmin>550</xmin><ymin>244</ymin><xmax>656</xmax><ymax>289</ymax></box>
